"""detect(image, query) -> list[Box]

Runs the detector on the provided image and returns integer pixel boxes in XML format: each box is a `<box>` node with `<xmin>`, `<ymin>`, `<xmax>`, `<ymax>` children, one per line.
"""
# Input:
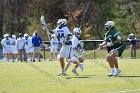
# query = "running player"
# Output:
<box><xmin>99</xmin><ymin>21</ymin><xmax>125</xmax><ymax>76</ymax></box>
<box><xmin>64</xmin><ymin>27</ymin><xmax>84</xmax><ymax>75</ymax></box>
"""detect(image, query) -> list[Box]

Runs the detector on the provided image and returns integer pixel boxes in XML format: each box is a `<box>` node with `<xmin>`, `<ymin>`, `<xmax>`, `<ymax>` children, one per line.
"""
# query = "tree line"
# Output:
<box><xmin>0</xmin><ymin>0</ymin><xmax>140</xmax><ymax>40</ymax></box>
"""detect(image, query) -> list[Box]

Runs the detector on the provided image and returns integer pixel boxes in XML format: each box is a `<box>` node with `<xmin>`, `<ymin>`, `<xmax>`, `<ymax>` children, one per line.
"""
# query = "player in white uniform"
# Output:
<box><xmin>11</xmin><ymin>35</ymin><xmax>18</xmax><ymax>62</ymax></box>
<box><xmin>64</xmin><ymin>27</ymin><xmax>84</xmax><ymax>75</ymax></box>
<box><xmin>24</xmin><ymin>33</ymin><xmax>33</xmax><ymax>61</ymax></box>
<box><xmin>49</xmin><ymin>34</ymin><xmax>59</xmax><ymax>61</ymax></box>
<box><xmin>1</xmin><ymin>34</ymin><xmax>13</xmax><ymax>61</ymax></box>
<box><xmin>53</xmin><ymin>19</ymin><xmax>72</xmax><ymax>76</ymax></box>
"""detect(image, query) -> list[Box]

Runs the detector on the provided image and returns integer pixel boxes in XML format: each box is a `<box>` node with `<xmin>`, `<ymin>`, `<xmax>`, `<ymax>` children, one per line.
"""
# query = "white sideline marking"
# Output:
<box><xmin>107</xmin><ymin>89</ymin><xmax>140</xmax><ymax>93</ymax></box>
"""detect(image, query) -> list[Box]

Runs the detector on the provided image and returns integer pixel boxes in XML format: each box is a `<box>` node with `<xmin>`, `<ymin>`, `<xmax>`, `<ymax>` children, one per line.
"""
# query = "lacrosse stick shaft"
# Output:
<box><xmin>40</xmin><ymin>15</ymin><xmax>51</xmax><ymax>40</ymax></box>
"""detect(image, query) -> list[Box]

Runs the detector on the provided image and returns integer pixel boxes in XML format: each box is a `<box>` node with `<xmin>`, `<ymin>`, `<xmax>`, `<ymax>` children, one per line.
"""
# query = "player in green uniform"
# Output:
<box><xmin>99</xmin><ymin>21</ymin><xmax>125</xmax><ymax>76</ymax></box>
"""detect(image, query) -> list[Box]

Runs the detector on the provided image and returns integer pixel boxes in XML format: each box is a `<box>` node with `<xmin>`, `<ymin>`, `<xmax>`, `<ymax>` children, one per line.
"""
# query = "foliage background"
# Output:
<box><xmin>0</xmin><ymin>0</ymin><xmax>140</xmax><ymax>40</ymax></box>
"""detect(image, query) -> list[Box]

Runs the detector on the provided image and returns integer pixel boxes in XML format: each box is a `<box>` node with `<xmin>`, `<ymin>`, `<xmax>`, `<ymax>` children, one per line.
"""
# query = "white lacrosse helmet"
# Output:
<box><xmin>3</xmin><ymin>34</ymin><xmax>7</xmax><ymax>38</ymax></box>
<box><xmin>73</xmin><ymin>27</ymin><xmax>81</xmax><ymax>34</ymax></box>
<box><xmin>12</xmin><ymin>35</ymin><xmax>16</xmax><ymax>39</ymax></box>
<box><xmin>57</xmin><ymin>19</ymin><xmax>67</xmax><ymax>28</ymax></box>
<box><xmin>24</xmin><ymin>33</ymin><xmax>28</xmax><ymax>37</ymax></box>
<box><xmin>5</xmin><ymin>34</ymin><xmax>9</xmax><ymax>37</ymax></box>
<box><xmin>105</xmin><ymin>21</ymin><xmax>115</xmax><ymax>30</ymax></box>
<box><xmin>73</xmin><ymin>27</ymin><xmax>81</xmax><ymax>38</ymax></box>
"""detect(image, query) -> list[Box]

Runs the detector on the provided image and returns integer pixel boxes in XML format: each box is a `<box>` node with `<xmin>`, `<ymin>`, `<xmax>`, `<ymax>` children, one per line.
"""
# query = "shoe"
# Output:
<box><xmin>72</xmin><ymin>69</ymin><xmax>79</xmax><ymax>75</ymax></box>
<box><xmin>39</xmin><ymin>59</ymin><xmax>41</xmax><ymax>62</ymax></box>
<box><xmin>79</xmin><ymin>63</ymin><xmax>84</xmax><ymax>71</ymax></box>
<box><xmin>107</xmin><ymin>70</ymin><xmax>114</xmax><ymax>76</ymax></box>
<box><xmin>48</xmin><ymin>59</ymin><xmax>52</xmax><ymax>61</ymax></box>
<box><xmin>113</xmin><ymin>69</ymin><xmax>121</xmax><ymax>76</ymax></box>
<box><xmin>57</xmin><ymin>72</ymin><xmax>63</xmax><ymax>76</ymax></box>
<box><xmin>57</xmin><ymin>72</ymin><xmax>68</xmax><ymax>76</ymax></box>
<box><xmin>62</xmin><ymin>72</ymin><xmax>68</xmax><ymax>76</ymax></box>
<box><xmin>32</xmin><ymin>60</ymin><xmax>35</xmax><ymax>62</ymax></box>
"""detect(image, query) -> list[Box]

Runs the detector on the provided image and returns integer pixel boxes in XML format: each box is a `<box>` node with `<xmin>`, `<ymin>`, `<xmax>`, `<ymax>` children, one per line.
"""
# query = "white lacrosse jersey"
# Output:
<box><xmin>17</xmin><ymin>37</ymin><xmax>25</xmax><ymax>49</ymax></box>
<box><xmin>72</xmin><ymin>35</ymin><xmax>79</xmax><ymax>48</ymax></box>
<box><xmin>54</xmin><ymin>26</ymin><xmax>71</xmax><ymax>45</ymax></box>
<box><xmin>11</xmin><ymin>38</ymin><xmax>17</xmax><ymax>54</ymax></box>
<box><xmin>50</xmin><ymin>38</ymin><xmax>59</xmax><ymax>53</ymax></box>
<box><xmin>1</xmin><ymin>38</ymin><xmax>13</xmax><ymax>53</ymax></box>
<box><xmin>1</xmin><ymin>38</ymin><xmax>13</xmax><ymax>48</ymax></box>
<box><xmin>71</xmin><ymin>35</ymin><xmax>80</xmax><ymax>60</ymax></box>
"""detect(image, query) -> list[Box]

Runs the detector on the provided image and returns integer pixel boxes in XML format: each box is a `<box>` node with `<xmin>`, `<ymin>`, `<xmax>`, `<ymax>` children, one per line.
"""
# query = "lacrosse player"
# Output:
<box><xmin>1</xmin><ymin>34</ymin><xmax>13</xmax><ymax>61</ymax></box>
<box><xmin>52</xmin><ymin>19</ymin><xmax>72</xmax><ymax>76</ymax></box>
<box><xmin>49</xmin><ymin>34</ymin><xmax>59</xmax><ymax>61</ymax></box>
<box><xmin>11</xmin><ymin>35</ymin><xmax>18</xmax><ymax>62</ymax></box>
<box><xmin>64</xmin><ymin>27</ymin><xmax>84</xmax><ymax>75</ymax></box>
<box><xmin>99</xmin><ymin>21</ymin><xmax>125</xmax><ymax>76</ymax></box>
<box><xmin>17</xmin><ymin>33</ymin><xmax>27</xmax><ymax>62</ymax></box>
<box><xmin>24</xmin><ymin>33</ymin><xmax>33</xmax><ymax>61</ymax></box>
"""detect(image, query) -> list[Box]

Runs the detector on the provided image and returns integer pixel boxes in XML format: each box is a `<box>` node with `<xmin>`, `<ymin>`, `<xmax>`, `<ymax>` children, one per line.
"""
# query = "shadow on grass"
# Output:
<box><xmin>65</xmin><ymin>75</ymin><xmax>95</xmax><ymax>79</ymax></box>
<box><xmin>117</xmin><ymin>75</ymin><xmax>140</xmax><ymax>78</ymax></box>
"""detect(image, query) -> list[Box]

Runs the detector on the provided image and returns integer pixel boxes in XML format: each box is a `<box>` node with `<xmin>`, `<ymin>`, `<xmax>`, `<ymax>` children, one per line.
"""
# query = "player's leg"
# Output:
<box><xmin>55</xmin><ymin>53</ymin><xmax>57</xmax><ymax>60</ymax></box>
<box><xmin>57</xmin><ymin>45</ymin><xmax>67</xmax><ymax>76</ymax></box>
<box><xmin>19</xmin><ymin>49</ymin><xmax>22</xmax><ymax>62</ymax></box>
<box><xmin>49</xmin><ymin>52</ymin><xmax>53</xmax><ymax>61</ymax></box>
<box><xmin>106</xmin><ymin>49</ymin><xmax>116</xmax><ymax>76</ymax></box>
<box><xmin>65</xmin><ymin>59</ymin><xmax>72</xmax><ymax>72</ymax></box>
<box><xmin>49</xmin><ymin>48</ymin><xmax>53</xmax><ymax>61</ymax></box>
<box><xmin>23</xmin><ymin>49</ymin><xmax>27</xmax><ymax>62</ymax></box>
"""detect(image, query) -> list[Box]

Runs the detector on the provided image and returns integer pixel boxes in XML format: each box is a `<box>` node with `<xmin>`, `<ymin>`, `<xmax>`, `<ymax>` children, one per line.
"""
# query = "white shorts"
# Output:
<box><xmin>11</xmin><ymin>46</ymin><xmax>18</xmax><ymax>54</ymax></box>
<box><xmin>50</xmin><ymin>47</ymin><xmax>58</xmax><ymax>53</ymax></box>
<box><xmin>3</xmin><ymin>47</ymin><xmax>12</xmax><ymax>53</ymax></box>
<box><xmin>25</xmin><ymin>47</ymin><xmax>33</xmax><ymax>53</ymax></box>
<box><xmin>59</xmin><ymin>45</ymin><xmax>72</xmax><ymax>58</ymax></box>
<box><xmin>71</xmin><ymin>49</ymin><xmax>80</xmax><ymax>61</ymax></box>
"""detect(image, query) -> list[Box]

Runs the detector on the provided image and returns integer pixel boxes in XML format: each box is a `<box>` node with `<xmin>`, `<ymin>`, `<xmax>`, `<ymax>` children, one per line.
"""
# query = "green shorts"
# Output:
<box><xmin>109</xmin><ymin>44</ymin><xmax>125</xmax><ymax>57</ymax></box>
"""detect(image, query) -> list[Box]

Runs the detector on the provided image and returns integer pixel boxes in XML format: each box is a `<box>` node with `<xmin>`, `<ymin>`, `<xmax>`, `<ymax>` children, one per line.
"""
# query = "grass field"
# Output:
<box><xmin>0</xmin><ymin>59</ymin><xmax>140</xmax><ymax>93</ymax></box>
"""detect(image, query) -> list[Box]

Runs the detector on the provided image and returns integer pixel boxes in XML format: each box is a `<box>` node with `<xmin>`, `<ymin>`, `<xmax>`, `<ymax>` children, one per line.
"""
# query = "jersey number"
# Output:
<box><xmin>57</xmin><ymin>33</ymin><xmax>64</xmax><ymax>38</ymax></box>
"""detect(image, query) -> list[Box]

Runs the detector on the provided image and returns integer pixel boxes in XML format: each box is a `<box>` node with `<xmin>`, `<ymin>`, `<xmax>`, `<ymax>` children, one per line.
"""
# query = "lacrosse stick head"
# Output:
<box><xmin>40</xmin><ymin>15</ymin><xmax>47</xmax><ymax>25</ymax></box>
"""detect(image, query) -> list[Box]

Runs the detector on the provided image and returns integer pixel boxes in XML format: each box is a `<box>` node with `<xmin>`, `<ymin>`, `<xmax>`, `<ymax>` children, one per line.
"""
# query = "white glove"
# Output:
<box><xmin>98</xmin><ymin>44</ymin><xmax>103</xmax><ymax>49</ymax></box>
<box><xmin>107</xmin><ymin>42</ymin><xmax>113</xmax><ymax>47</ymax></box>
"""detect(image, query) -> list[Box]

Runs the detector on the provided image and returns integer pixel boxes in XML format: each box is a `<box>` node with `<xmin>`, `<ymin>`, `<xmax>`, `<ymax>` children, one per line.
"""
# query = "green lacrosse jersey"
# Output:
<box><xmin>104</xmin><ymin>28</ymin><xmax>125</xmax><ymax>56</ymax></box>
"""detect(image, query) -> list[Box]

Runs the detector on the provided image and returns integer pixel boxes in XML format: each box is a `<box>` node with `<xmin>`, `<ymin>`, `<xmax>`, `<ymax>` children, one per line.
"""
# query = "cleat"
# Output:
<box><xmin>57</xmin><ymin>72</ymin><xmax>68</xmax><ymax>76</ymax></box>
<box><xmin>107</xmin><ymin>70</ymin><xmax>114</xmax><ymax>76</ymax></box>
<box><xmin>72</xmin><ymin>69</ymin><xmax>79</xmax><ymax>75</ymax></box>
<box><xmin>113</xmin><ymin>69</ymin><xmax>121</xmax><ymax>76</ymax></box>
<box><xmin>62</xmin><ymin>72</ymin><xmax>68</xmax><ymax>76</ymax></box>
<box><xmin>79</xmin><ymin>63</ymin><xmax>84</xmax><ymax>71</ymax></box>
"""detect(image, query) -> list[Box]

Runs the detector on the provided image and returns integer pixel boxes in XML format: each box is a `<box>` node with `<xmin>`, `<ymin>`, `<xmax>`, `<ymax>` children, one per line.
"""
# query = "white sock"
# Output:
<box><xmin>62</xmin><ymin>69</ymin><xmax>65</xmax><ymax>72</ymax></box>
<box><xmin>111</xmin><ymin>68</ymin><xmax>114</xmax><ymax>71</ymax></box>
<box><xmin>116</xmin><ymin>68</ymin><xmax>120</xmax><ymax>70</ymax></box>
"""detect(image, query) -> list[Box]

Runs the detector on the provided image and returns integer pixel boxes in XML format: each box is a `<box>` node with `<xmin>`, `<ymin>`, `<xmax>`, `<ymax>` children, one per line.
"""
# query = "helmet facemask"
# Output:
<box><xmin>105</xmin><ymin>21</ymin><xmax>115</xmax><ymax>31</ymax></box>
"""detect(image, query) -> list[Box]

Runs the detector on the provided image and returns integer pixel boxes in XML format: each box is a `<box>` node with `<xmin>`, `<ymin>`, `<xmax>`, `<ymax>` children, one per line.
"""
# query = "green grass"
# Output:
<box><xmin>0</xmin><ymin>59</ymin><xmax>140</xmax><ymax>93</ymax></box>
<box><xmin>42</xmin><ymin>49</ymin><xmax>140</xmax><ymax>59</ymax></box>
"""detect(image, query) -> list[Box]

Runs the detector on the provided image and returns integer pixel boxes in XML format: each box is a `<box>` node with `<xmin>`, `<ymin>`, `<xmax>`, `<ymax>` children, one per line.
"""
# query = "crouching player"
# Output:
<box><xmin>65</xmin><ymin>27</ymin><xmax>84</xmax><ymax>75</ymax></box>
<box><xmin>99</xmin><ymin>21</ymin><xmax>125</xmax><ymax>76</ymax></box>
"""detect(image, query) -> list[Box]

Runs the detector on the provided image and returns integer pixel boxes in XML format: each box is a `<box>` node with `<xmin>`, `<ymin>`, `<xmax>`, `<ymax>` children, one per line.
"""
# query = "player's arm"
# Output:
<box><xmin>107</xmin><ymin>34</ymin><xmax>122</xmax><ymax>47</ymax></box>
<box><xmin>112</xmin><ymin>37</ymin><xmax>121</xmax><ymax>45</ymax></box>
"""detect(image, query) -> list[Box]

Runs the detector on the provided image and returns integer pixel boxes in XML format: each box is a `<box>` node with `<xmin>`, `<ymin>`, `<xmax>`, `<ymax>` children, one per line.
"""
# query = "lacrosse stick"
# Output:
<box><xmin>40</xmin><ymin>15</ymin><xmax>51</xmax><ymax>40</ymax></box>
<box><xmin>81</xmin><ymin>47</ymin><xmax>100</xmax><ymax>57</ymax></box>
<box><xmin>81</xmin><ymin>45</ymin><xmax>107</xmax><ymax>57</ymax></box>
